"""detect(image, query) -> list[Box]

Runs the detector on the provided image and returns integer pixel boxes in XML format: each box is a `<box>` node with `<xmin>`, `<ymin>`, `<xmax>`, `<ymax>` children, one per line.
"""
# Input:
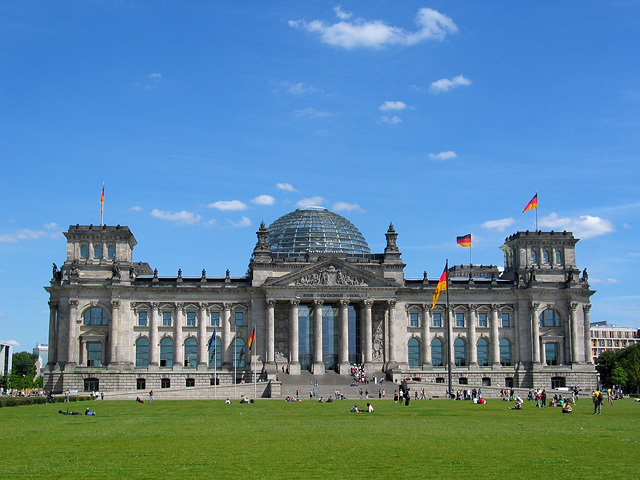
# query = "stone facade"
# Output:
<box><xmin>44</xmin><ymin>216</ymin><xmax>598</xmax><ymax>395</ymax></box>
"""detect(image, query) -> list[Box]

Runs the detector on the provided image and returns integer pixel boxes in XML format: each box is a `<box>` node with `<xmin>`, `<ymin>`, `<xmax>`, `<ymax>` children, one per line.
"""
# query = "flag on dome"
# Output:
<box><xmin>523</xmin><ymin>193</ymin><xmax>538</xmax><ymax>212</ymax></box>
<box><xmin>432</xmin><ymin>264</ymin><xmax>448</xmax><ymax>309</ymax></box>
<box><xmin>457</xmin><ymin>234</ymin><xmax>472</xmax><ymax>247</ymax></box>
<box><xmin>247</xmin><ymin>327</ymin><xmax>255</xmax><ymax>355</ymax></box>
<box><xmin>100</xmin><ymin>183</ymin><xmax>104</xmax><ymax>216</ymax></box>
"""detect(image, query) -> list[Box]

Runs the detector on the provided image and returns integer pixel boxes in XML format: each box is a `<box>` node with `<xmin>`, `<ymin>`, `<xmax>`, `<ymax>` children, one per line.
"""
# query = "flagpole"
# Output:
<box><xmin>234</xmin><ymin>322</ymin><xmax>237</xmax><ymax>399</ymax></box>
<box><xmin>445</xmin><ymin>259</ymin><xmax>452</xmax><ymax>398</ymax></box>
<box><xmin>253</xmin><ymin>346</ymin><xmax>257</xmax><ymax>399</ymax></box>
<box><xmin>536</xmin><ymin>193</ymin><xmax>539</xmax><ymax>232</ymax></box>
<box><xmin>469</xmin><ymin>244</ymin><xmax>472</xmax><ymax>266</ymax></box>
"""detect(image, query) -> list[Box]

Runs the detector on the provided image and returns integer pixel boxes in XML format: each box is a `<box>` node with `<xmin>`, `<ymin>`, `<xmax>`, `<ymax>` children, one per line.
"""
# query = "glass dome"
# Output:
<box><xmin>268</xmin><ymin>207</ymin><xmax>370</xmax><ymax>255</ymax></box>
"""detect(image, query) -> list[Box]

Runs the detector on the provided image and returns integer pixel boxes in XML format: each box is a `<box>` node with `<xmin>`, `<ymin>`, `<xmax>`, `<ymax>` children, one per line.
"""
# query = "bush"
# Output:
<box><xmin>0</xmin><ymin>395</ymin><xmax>92</xmax><ymax>408</ymax></box>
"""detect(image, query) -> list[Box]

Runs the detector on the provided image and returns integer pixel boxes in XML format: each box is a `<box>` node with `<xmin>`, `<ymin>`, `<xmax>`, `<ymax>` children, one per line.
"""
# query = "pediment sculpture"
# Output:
<box><xmin>296</xmin><ymin>265</ymin><xmax>367</xmax><ymax>287</ymax></box>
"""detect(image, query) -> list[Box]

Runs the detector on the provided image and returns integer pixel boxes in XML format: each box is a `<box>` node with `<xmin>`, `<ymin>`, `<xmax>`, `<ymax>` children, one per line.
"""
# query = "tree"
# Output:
<box><xmin>11</xmin><ymin>351</ymin><xmax>38</xmax><ymax>378</ymax></box>
<box><xmin>610</xmin><ymin>364</ymin><xmax>628</xmax><ymax>388</ymax></box>
<box><xmin>595</xmin><ymin>350</ymin><xmax>617</xmax><ymax>387</ymax></box>
<box><xmin>619</xmin><ymin>344</ymin><xmax>640</xmax><ymax>393</ymax></box>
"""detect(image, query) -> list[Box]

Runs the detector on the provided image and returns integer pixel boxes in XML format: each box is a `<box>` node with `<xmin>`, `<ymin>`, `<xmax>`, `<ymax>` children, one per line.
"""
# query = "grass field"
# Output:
<box><xmin>1</xmin><ymin>397</ymin><xmax>637</xmax><ymax>479</ymax></box>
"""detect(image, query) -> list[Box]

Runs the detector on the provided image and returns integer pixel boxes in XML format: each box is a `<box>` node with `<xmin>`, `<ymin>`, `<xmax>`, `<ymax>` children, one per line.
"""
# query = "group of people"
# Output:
<box><xmin>453</xmin><ymin>388</ymin><xmax>483</xmax><ymax>401</ymax></box>
<box><xmin>350</xmin><ymin>364</ymin><xmax>368</xmax><ymax>384</ymax></box>
<box><xmin>350</xmin><ymin>403</ymin><xmax>374</xmax><ymax>413</ymax></box>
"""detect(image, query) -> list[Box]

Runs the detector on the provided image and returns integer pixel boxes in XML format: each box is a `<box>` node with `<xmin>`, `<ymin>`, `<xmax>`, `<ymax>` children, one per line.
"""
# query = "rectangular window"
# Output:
<box><xmin>138</xmin><ymin>311</ymin><xmax>148</xmax><ymax>327</ymax></box>
<box><xmin>410</xmin><ymin>312</ymin><xmax>419</xmax><ymax>328</ymax></box>
<box><xmin>501</xmin><ymin>313</ymin><xmax>510</xmax><ymax>328</ymax></box>
<box><xmin>607</xmin><ymin>340</ymin><xmax>612</xmax><ymax>347</ymax></box>
<box><xmin>80</xmin><ymin>244</ymin><xmax>89</xmax><ymax>259</ymax></box>
<box><xmin>136</xmin><ymin>378</ymin><xmax>146</xmax><ymax>390</ymax></box>
<box><xmin>617</xmin><ymin>331</ymin><xmax>621</xmax><ymax>338</ymax></box>
<box><xmin>86</xmin><ymin>342</ymin><xmax>102</xmax><ymax>367</ymax></box>
<box><xmin>545</xmin><ymin>343</ymin><xmax>558</xmax><ymax>366</ymax></box>
<box><xmin>186</xmin><ymin>378</ymin><xmax>195</xmax><ymax>388</ymax></box>
<box><xmin>456</xmin><ymin>313</ymin><xmax>465</xmax><ymax>328</ymax></box>
<box><xmin>107</xmin><ymin>244</ymin><xmax>116</xmax><ymax>259</ymax></box>
<box><xmin>235</xmin><ymin>312</ymin><xmax>244</xmax><ymax>327</ymax></box>
<box><xmin>210</xmin><ymin>312</ymin><xmax>220</xmax><ymax>327</ymax></box>
<box><xmin>599</xmin><ymin>340</ymin><xmax>604</xmax><ymax>347</ymax></box>
<box><xmin>161</xmin><ymin>378</ymin><xmax>170</xmax><ymax>389</ymax></box>
<box><xmin>433</xmin><ymin>313</ymin><xmax>441</xmax><ymax>328</ymax></box>
<box><xmin>478</xmin><ymin>313</ymin><xmax>487</xmax><ymax>328</ymax></box>
<box><xmin>186</xmin><ymin>312</ymin><xmax>196</xmax><ymax>327</ymax></box>
<box><xmin>162</xmin><ymin>311</ymin><xmax>172</xmax><ymax>327</ymax></box>
<box><xmin>94</xmin><ymin>244</ymin><xmax>103</xmax><ymax>259</ymax></box>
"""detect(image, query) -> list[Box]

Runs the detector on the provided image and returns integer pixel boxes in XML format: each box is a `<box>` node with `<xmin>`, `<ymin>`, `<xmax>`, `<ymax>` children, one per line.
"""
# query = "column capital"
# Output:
<box><xmin>386</xmin><ymin>300</ymin><xmax>396</xmax><ymax>309</ymax></box>
<box><xmin>421</xmin><ymin>303</ymin><xmax>431</xmax><ymax>313</ymax></box>
<box><xmin>48</xmin><ymin>300</ymin><xmax>58</xmax><ymax>309</ymax></box>
<box><xmin>338</xmin><ymin>299</ymin><xmax>350</xmax><ymax>308</ymax></box>
<box><xmin>199</xmin><ymin>302</ymin><xmax>209</xmax><ymax>312</ymax></box>
<box><xmin>468</xmin><ymin>304</ymin><xmax>478</xmax><ymax>312</ymax></box>
<box><xmin>363</xmin><ymin>299</ymin><xmax>374</xmax><ymax>309</ymax></box>
<box><xmin>175</xmin><ymin>302</ymin><xmax>184</xmax><ymax>312</ymax></box>
<box><xmin>570</xmin><ymin>302</ymin><xmax>579</xmax><ymax>312</ymax></box>
<box><xmin>266</xmin><ymin>299</ymin><xmax>276</xmax><ymax>308</ymax></box>
<box><xmin>290</xmin><ymin>299</ymin><xmax>300</xmax><ymax>307</ymax></box>
<box><xmin>68</xmin><ymin>298</ymin><xmax>79</xmax><ymax>309</ymax></box>
<box><xmin>529</xmin><ymin>302</ymin><xmax>540</xmax><ymax>311</ymax></box>
<box><xmin>111</xmin><ymin>299</ymin><xmax>120</xmax><ymax>309</ymax></box>
<box><xmin>583</xmin><ymin>304</ymin><xmax>592</xmax><ymax>313</ymax></box>
<box><xmin>491</xmin><ymin>303</ymin><xmax>500</xmax><ymax>312</ymax></box>
<box><xmin>151</xmin><ymin>302</ymin><xmax>159</xmax><ymax>311</ymax></box>
<box><xmin>313</xmin><ymin>299</ymin><xmax>325</xmax><ymax>308</ymax></box>
<box><xmin>223</xmin><ymin>302</ymin><xmax>233</xmax><ymax>311</ymax></box>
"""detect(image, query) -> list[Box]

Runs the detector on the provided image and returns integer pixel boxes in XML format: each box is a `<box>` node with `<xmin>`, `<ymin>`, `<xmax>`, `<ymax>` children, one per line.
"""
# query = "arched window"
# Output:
<box><xmin>539</xmin><ymin>309</ymin><xmax>561</xmax><ymax>327</ymax></box>
<box><xmin>209</xmin><ymin>337</ymin><xmax>222</xmax><ymax>367</ymax></box>
<box><xmin>500</xmin><ymin>338</ymin><xmax>512</xmax><ymax>366</ymax></box>
<box><xmin>232</xmin><ymin>337</ymin><xmax>246</xmax><ymax>368</ymax></box>
<box><xmin>184</xmin><ymin>337</ymin><xmax>198</xmax><ymax>367</ymax></box>
<box><xmin>555</xmin><ymin>250</ymin><xmax>562</xmax><ymax>264</ymax></box>
<box><xmin>543</xmin><ymin>249</ymin><xmax>550</xmax><ymax>263</ymax></box>
<box><xmin>83</xmin><ymin>307</ymin><xmax>108</xmax><ymax>326</ymax></box>
<box><xmin>136</xmin><ymin>337</ymin><xmax>149</xmax><ymax>367</ymax></box>
<box><xmin>477</xmin><ymin>338</ymin><xmax>489</xmax><ymax>366</ymax></box>
<box><xmin>94</xmin><ymin>244</ymin><xmax>103</xmax><ymax>259</ymax></box>
<box><xmin>160</xmin><ymin>337</ymin><xmax>174</xmax><ymax>367</ymax></box>
<box><xmin>107</xmin><ymin>244</ymin><xmax>116</xmax><ymax>259</ymax></box>
<box><xmin>454</xmin><ymin>338</ymin><xmax>466</xmax><ymax>366</ymax></box>
<box><xmin>431</xmin><ymin>338</ymin><xmax>443</xmax><ymax>366</ymax></box>
<box><xmin>408</xmin><ymin>338</ymin><xmax>420</xmax><ymax>367</ymax></box>
<box><xmin>531</xmin><ymin>249</ymin><xmax>537</xmax><ymax>263</ymax></box>
<box><xmin>80</xmin><ymin>243</ymin><xmax>89</xmax><ymax>258</ymax></box>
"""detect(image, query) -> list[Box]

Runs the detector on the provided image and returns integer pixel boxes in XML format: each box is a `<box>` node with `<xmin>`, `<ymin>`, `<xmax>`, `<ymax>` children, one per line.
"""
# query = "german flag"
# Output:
<box><xmin>523</xmin><ymin>193</ymin><xmax>538</xmax><ymax>213</ymax></box>
<box><xmin>457</xmin><ymin>234</ymin><xmax>472</xmax><ymax>247</ymax></box>
<box><xmin>432</xmin><ymin>265</ymin><xmax>448</xmax><ymax>309</ymax></box>
<box><xmin>100</xmin><ymin>183</ymin><xmax>105</xmax><ymax>216</ymax></box>
<box><xmin>247</xmin><ymin>327</ymin><xmax>255</xmax><ymax>355</ymax></box>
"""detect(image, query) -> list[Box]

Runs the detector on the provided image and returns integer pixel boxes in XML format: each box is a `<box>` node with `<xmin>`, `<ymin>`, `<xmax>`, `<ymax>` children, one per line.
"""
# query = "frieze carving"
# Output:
<box><xmin>295</xmin><ymin>266</ymin><xmax>367</xmax><ymax>287</ymax></box>
<box><xmin>372</xmin><ymin>305</ymin><xmax>384</xmax><ymax>361</ymax></box>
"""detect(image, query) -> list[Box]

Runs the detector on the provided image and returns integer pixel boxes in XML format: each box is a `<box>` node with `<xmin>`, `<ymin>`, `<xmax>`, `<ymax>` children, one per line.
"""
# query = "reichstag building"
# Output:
<box><xmin>44</xmin><ymin>207</ymin><xmax>597</xmax><ymax>394</ymax></box>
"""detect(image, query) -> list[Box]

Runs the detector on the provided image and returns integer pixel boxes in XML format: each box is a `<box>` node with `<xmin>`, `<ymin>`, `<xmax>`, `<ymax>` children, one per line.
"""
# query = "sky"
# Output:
<box><xmin>1</xmin><ymin>1</ymin><xmax>639</xmax><ymax>351</ymax></box>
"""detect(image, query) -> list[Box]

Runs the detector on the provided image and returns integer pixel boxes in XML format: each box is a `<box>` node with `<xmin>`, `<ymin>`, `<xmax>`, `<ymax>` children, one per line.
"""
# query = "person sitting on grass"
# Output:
<box><xmin>562</xmin><ymin>402</ymin><xmax>573</xmax><ymax>413</ymax></box>
<box><xmin>136</xmin><ymin>397</ymin><xmax>144</xmax><ymax>403</ymax></box>
<box><xmin>85</xmin><ymin>408</ymin><xmax>97</xmax><ymax>416</ymax></box>
<box><xmin>366</xmin><ymin>403</ymin><xmax>374</xmax><ymax>413</ymax></box>
<box><xmin>225</xmin><ymin>398</ymin><xmax>231</xmax><ymax>404</ymax></box>
<box><xmin>350</xmin><ymin>405</ymin><xmax>359</xmax><ymax>413</ymax></box>
<box><xmin>510</xmin><ymin>396</ymin><xmax>524</xmax><ymax>410</ymax></box>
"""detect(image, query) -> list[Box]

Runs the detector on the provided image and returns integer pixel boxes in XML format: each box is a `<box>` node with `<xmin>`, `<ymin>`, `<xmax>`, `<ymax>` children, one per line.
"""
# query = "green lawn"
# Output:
<box><xmin>1</xmin><ymin>397</ymin><xmax>637</xmax><ymax>479</ymax></box>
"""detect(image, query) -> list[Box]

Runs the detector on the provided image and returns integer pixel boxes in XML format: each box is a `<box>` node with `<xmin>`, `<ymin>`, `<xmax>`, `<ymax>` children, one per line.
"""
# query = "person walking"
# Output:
<box><xmin>149</xmin><ymin>390</ymin><xmax>154</xmax><ymax>403</ymax></box>
<box><xmin>592</xmin><ymin>388</ymin><xmax>603</xmax><ymax>414</ymax></box>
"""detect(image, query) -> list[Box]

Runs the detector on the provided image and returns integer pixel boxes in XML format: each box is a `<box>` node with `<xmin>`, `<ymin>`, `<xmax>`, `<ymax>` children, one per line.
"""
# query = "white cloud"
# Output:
<box><xmin>0</xmin><ymin>225</ymin><xmax>62</xmax><ymax>243</ymax></box>
<box><xmin>130</xmin><ymin>206</ymin><xmax>143</xmax><ymax>212</ymax></box>
<box><xmin>297</xmin><ymin>196</ymin><xmax>326</xmax><ymax>209</ymax></box>
<box><xmin>380</xmin><ymin>116</ymin><xmax>402</xmax><ymax>124</ymax></box>
<box><xmin>294</xmin><ymin>108</ymin><xmax>330</xmax><ymax>118</ymax></box>
<box><xmin>429</xmin><ymin>151</ymin><xmax>457</xmax><ymax>161</ymax></box>
<box><xmin>252</xmin><ymin>195</ymin><xmax>275</xmax><ymax>206</ymax></box>
<box><xmin>277</xmin><ymin>183</ymin><xmax>297</xmax><ymax>192</ymax></box>
<box><xmin>289</xmin><ymin>7</ymin><xmax>458</xmax><ymax>49</ymax></box>
<box><xmin>229</xmin><ymin>216</ymin><xmax>252</xmax><ymax>228</ymax></box>
<box><xmin>149</xmin><ymin>73</ymin><xmax>162</xmax><ymax>80</ymax></box>
<box><xmin>333</xmin><ymin>201</ymin><xmax>365</xmax><ymax>213</ymax></box>
<box><xmin>275</xmin><ymin>81</ymin><xmax>321</xmax><ymax>96</ymax></box>
<box><xmin>379</xmin><ymin>101</ymin><xmax>407</xmax><ymax>111</ymax></box>
<box><xmin>150</xmin><ymin>209</ymin><xmax>201</xmax><ymax>225</ymax></box>
<box><xmin>429</xmin><ymin>75</ymin><xmax>471</xmax><ymax>93</ymax></box>
<box><xmin>539</xmin><ymin>213</ymin><xmax>614</xmax><ymax>239</ymax></box>
<box><xmin>482</xmin><ymin>217</ymin><xmax>516</xmax><ymax>232</ymax></box>
<box><xmin>334</xmin><ymin>6</ymin><xmax>352</xmax><ymax>21</ymax></box>
<box><xmin>207</xmin><ymin>200</ymin><xmax>248</xmax><ymax>211</ymax></box>
<box><xmin>590</xmin><ymin>278</ymin><xmax>619</xmax><ymax>285</ymax></box>
<box><xmin>44</xmin><ymin>222</ymin><xmax>59</xmax><ymax>230</ymax></box>
<box><xmin>3</xmin><ymin>340</ymin><xmax>20</xmax><ymax>347</ymax></box>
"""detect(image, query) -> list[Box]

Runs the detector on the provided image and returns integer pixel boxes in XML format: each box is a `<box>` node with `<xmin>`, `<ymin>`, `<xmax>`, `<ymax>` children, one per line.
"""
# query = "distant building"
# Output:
<box><xmin>44</xmin><ymin>208</ymin><xmax>598</xmax><ymax>395</ymax></box>
<box><xmin>0</xmin><ymin>342</ymin><xmax>13</xmax><ymax>377</ymax></box>
<box><xmin>33</xmin><ymin>344</ymin><xmax>49</xmax><ymax>375</ymax></box>
<box><xmin>590</xmin><ymin>322</ymin><xmax>640</xmax><ymax>363</ymax></box>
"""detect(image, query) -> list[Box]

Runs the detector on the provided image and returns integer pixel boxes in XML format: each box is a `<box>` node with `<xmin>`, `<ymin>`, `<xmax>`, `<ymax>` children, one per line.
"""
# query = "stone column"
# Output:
<box><xmin>387</xmin><ymin>300</ymin><xmax>397</xmax><ymax>364</ymax></box>
<box><xmin>447</xmin><ymin>308</ymin><xmax>455</xmax><ymax>367</ymax></box>
<box><xmin>47</xmin><ymin>301</ymin><xmax>58</xmax><ymax>368</ymax></box>
<box><xmin>289</xmin><ymin>299</ymin><xmax>300</xmax><ymax>374</ymax></box>
<box><xmin>570</xmin><ymin>302</ymin><xmax>579</xmax><ymax>364</ymax></box>
<box><xmin>66</xmin><ymin>299</ymin><xmax>78</xmax><ymax>368</ymax></box>
<box><xmin>197</xmin><ymin>303</ymin><xmax>208</xmax><ymax>367</ymax></box>
<box><xmin>530</xmin><ymin>302</ymin><xmax>540</xmax><ymax>365</ymax></box>
<box><xmin>491</xmin><ymin>304</ymin><xmax>501</xmax><ymax>367</ymax></box>
<box><xmin>266</xmin><ymin>299</ymin><xmax>275</xmax><ymax>364</ymax></box>
<box><xmin>468</xmin><ymin>305</ymin><xmax>477</xmax><ymax>368</ymax></box>
<box><xmin>422</xmin><ymin>304</ymin><xmax>431</xmax><ymax>367</ymax></box>
<box><xmin>222</xmin><ymin>303</ymin><xmax>232</xmax><ymax>366</ymax></box>
<box><xmin>363</xmin><ymin>300</ymin><xmax>373</xmax><ymax>365</ymax></box>
<box><xmin>338</xmin><ymin>300</ymin><xmax>350</xmax><ymax>373</ymax></box>
<box><xmin>312</xmin><ymin>299</ymin><xmax>324</xmax><ymax>374</ymax></box>
<box><xmin>149</xmin><ymin>303</ymin><xmax>159</xmax><ymax>366</ymax></box>
<box><xmin>583</xmin><ymin>305</ymin><xmax>592</xmax><ymax>364</ymax></box>
<box><xmin>108</xmin><ymin>299</ymin><xmax>120</xmax><ymax>367</ymax></box>
<box><xmin>174</xmin><ymin>303</ymin><xmax>184</xmax><ymax>368</ymax></box>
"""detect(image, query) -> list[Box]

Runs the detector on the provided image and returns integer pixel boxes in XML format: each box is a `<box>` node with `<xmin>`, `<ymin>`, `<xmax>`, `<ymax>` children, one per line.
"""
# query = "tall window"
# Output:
<box><xmin>162</xmin><ymin>311</ymin><xmax>172</xmax><ymax>327</ymax></box>
<box><xmin>408</xmin><ymin>338</ymin><xmax>420</xmax><ymax>367</ymax></box>
<box><xmin>543</xmin><ymin>250</ymin><xmax>550</xmax><ymax>263</ymax></box>
<box><xmin>409</xmin><ymin>312</ymin><xmax>419</xmax><ymax>328</ymax></box>
<box><xmin>235</xmin><ymin>312</ymin><xmax>244</xmax><ymax>327</ymax></box>
<box><xmin>80</xmin><ymin>243</ymin><xmax>89</xmax><ymax>259</ymax></box>
<box><xmin>184</xmin><ymin>337</ymin><xmax>198</xmax><ymax>367</ymax></box>
<box><xmin>86</xmin><ymin>342</ymin><xmax>102</xmax><ymax>366</ymax></box>
<box><xmin>478</xmin><ymin>313</ymin><xmax>487</xmax><ymax>328</ymax></box>
<box><xmin>107</xmin><ymin>244</ymin><xmax>116</xmax><ymax>259</ymax></box>
<box><xmin>545</xmin><ymin>343</ymin><xmax>559</xmax><ymax>365</ymax></box>
<box><xmin>210</xmin><ymin>312</ymin><xmax>220</xmax><ymax>327</ymax></box>
<box><xmin>501</xmin><ymin>312</ymin><xmax>511</xmax><ymax>328</ymax></box>
<box><xmin>456</xmin><ymin>313</ymin><xmax>465</xmax><ymax>328</ymax></box>
<box><xmin>135</xmin><ymin>337</ymin><xmax>149</xmax><ymax>367</ymax></box>
<box><xmin>433</xmin><ymin>313</ymin><xmax>442</xmax><ymax>328</ymax></box>
<box><xmin>186</xmin><ymin>312</ymin><xmax>196</xmax><ymax>327</ymax></box>
<box><xmin>531</xmin><ymin>249</ymin><xmax>537</xmax><ymax>263</ymax></box>
<box><xmin>138</xmin><ymin>311</ymin><xmax>148</xmax><ymax>327</ymax></box>
<box><xmin>83</xmin><ymin>307</ymin><xmax>108</xmax><ymax>326</ymax></box>
<box><xmin>232</xmin><ymin>337</ymin><xmax>246</xmax><ymax>368</ymax></box>
<box><xmin>431</xmin><ymin>338</ymin><xmax>443</xmax><ymax>366</ymax></box>
<box><xmin>540</xmin><ymin>309</ymin><xmax>561</xmax><ymax>327</ymax></box>
<box><xmin>477</xmin><ymin>338</ymin><xmax>489</xmax><ymax>366</ymax></box>
<box><xmin>160</xmin><ymin>338</ymin><xmax>174</xmax><ymax>367</ymax></box>
<box><xmin>94</xmin><ymin>244</ymin><xmax>103</xmax><ymax>259</ymax></box>
<box><xmin>208</xmin><ymin>337</ymin><xmax>222</xmax><ymax>367</ymax></box>
<box><xmin>555</xmin><ymin>250</ymin><xmax>562</xmax><ymax>264</ymax></box>
<box><xmin>500</xmin><ymin>338</ymin><xmax>512</xmax><ymax>366</ymax></box>
<box><xmin>454</xmin><ymin>338</ymin><xmax>466</xmax><ymax>366</ymax></box>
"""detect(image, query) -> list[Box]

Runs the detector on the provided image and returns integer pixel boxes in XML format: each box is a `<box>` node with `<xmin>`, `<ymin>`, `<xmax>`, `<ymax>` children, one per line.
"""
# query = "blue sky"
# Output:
<box><xmin>1</xmin><ymin>2</ymin><xmax>639</xmax><ymax>350</ymax></box>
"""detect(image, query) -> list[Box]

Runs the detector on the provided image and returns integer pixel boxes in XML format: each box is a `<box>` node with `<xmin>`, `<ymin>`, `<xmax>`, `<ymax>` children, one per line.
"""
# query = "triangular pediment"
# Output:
<box><xmin>263</xmin><ymin>257</ymin><xmax>395</xmax><ymax>288</ymax></box>
<box><xmin>80</xmin><ymin>327</ymin><xmax>108</xmax><ymax>338</ymax></box>
<box><xmin>540</xmin><ymin>329</ymin><xmax>565</xmax><ymax>340</ymax></box>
